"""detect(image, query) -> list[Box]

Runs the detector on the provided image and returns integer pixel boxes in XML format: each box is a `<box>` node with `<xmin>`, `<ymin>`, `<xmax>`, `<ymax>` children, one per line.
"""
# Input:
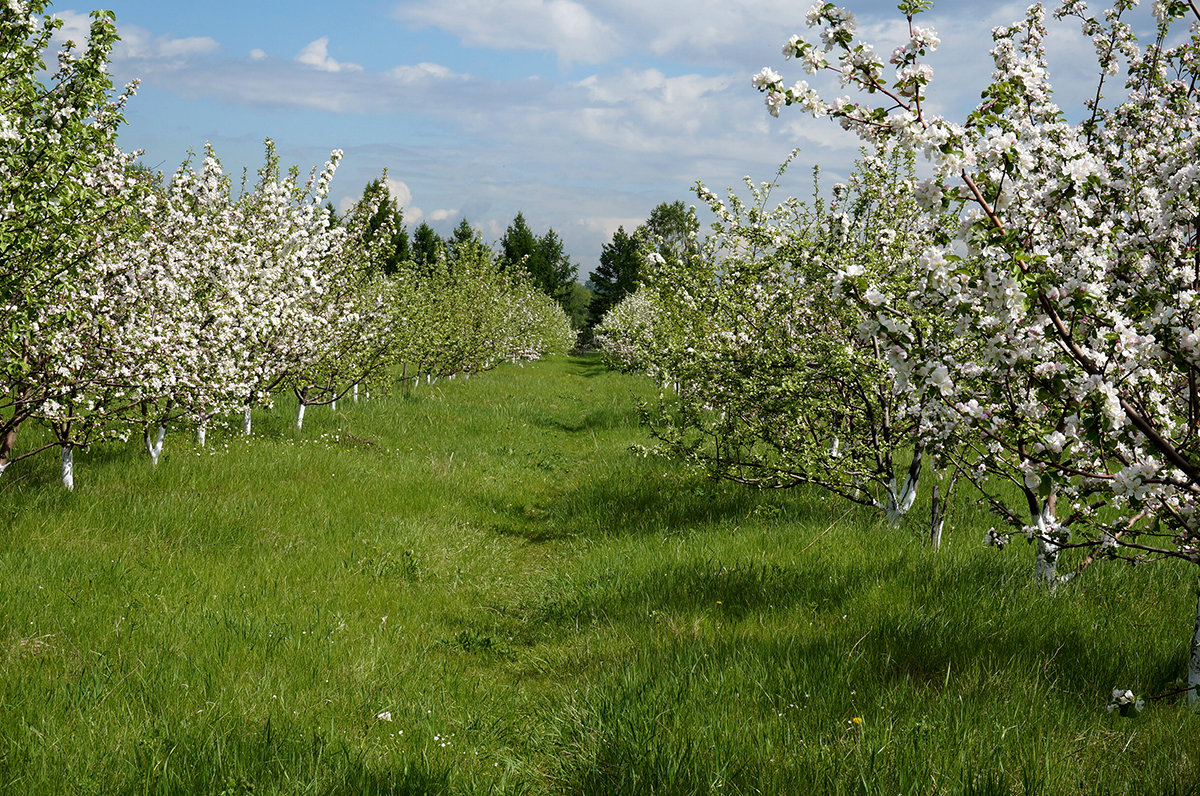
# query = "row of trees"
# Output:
<box><xmin>599</xmin><ymin>0</ymin><xmax>1200</xmax><ymax>707</ymax></box>
<box><xmin>0</xmin><ymin>2</ymin><xmax>574</xmax><ymax>490</ymax></box>
<box><xmin>351</xmin><ymin>185</ymin><xmax>592</xmax><ymax>327</ymax></box>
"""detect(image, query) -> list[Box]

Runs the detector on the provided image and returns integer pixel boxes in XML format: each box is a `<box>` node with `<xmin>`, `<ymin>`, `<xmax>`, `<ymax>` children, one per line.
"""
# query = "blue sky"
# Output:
<box><xmin>53</xmin><ymin>0</ymin><xmax>1123</xmax><ymax>276</ymax></box>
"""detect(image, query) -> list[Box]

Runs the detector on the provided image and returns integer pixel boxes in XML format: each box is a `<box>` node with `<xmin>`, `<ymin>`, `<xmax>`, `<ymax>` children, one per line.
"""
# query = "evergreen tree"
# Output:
<box><xmin>500</xmin><ymin>212</ymin><xmax>577</xmax><ymax>309</ymax></box>
<box><xmin>587</xmin><ymin>225</ymin><xmax>643</xmax><ymax>327</ymax></box>
<box><xmin>535</xmin><ymin>228</ymin><xmax>577</xmax><ymax>306</ymax></box>
<box><xmin>500</xmin><ymin>211</ymin><xmax>539</xmax><ymax>274</ymax></box>
<box><xmin>354</xmin><ymin>178</ymin><xmax>409</xmax><ymax>275</ymax></box>
<box><xmin>447</xmin><ymin>218</ymin><xmax>481</xmax><ymax>262</ymax></box>
<box><xmin>412</xmin><ymin>221</ymin><xmax>442</xmax><ymax>273</ymax></box>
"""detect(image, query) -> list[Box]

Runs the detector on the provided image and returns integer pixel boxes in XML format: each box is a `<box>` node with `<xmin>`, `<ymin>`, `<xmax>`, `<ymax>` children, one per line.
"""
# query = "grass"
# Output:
<box><xmin>1</xmin><ymin>354</ymin><xmax>1198</xmax><ymax>794</ymax></box>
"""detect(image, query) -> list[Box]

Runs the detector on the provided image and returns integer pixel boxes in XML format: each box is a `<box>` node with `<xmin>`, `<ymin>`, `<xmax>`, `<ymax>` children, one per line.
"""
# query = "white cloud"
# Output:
<box><xmin>584</xmin><ymin>216</ymin><xmax>645</xmax><ymax>240</ymax></box>
<box><xmin>394</xmin><ymin>0</ymin><xmax>621</xmax><ymax>65</ymax></box>
<box><xmin>250</xmin><ymin>48</ymin><xmax>268</xmax><ymax>61</ymax></box>
<box><xmin>426</xmin><ymin>208</ymin><xmax>459</xmax><ymax>222</ymax></box>
<box><xmin>53</xmin><ymin>11</ymin><xmax>219</xmax><ymax>61</ymax></box>
<box><xmin>296</xmin><ymin>37</ymin><xmax>363</xmax><ymax>73</ymax></box>
<box><xmin>384</xmin><ymin>177</ymin><xmax>412</xmax><ymax>207</ymax></box>
<box><xmin>388</xmin><ymin>62</ymin><xmax>465</xmax><ymax>83</ymax></box>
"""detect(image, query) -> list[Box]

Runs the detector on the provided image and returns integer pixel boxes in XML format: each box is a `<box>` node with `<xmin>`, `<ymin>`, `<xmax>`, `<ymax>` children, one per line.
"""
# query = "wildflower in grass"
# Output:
<box><xmin>376</xmin><ymin>711</ymin><xmax>393</xmax><ymax>722</ymax></box>
<box><xmin>851</xmin><ymin>716</ymin><xmax>863</xmax><ymax>725</ymax></box>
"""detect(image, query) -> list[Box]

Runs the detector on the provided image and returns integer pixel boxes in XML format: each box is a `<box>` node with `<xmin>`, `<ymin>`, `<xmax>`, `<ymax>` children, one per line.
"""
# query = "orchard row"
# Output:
<box><xmin>0</xmin><ymin>3</ymin><xmax>573</xmax><ymax>489</ymax></box>
<box><xmin>598</xmin><ymin>0</ymin><xmax>1200</xmax><ymax>708</ymax></box>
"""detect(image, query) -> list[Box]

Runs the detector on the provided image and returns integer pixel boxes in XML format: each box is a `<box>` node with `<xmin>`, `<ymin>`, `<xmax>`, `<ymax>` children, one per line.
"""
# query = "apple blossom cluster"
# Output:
<box><xmin>755</xmin><ymin>0</ymin><xmax>1200</xmax><ymax>702</ymax></box>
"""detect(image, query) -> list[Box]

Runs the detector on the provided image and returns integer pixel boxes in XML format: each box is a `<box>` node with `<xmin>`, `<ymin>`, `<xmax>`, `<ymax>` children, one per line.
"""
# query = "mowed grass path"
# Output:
<box><xmin>2</xmin><ymin>355</ymin><xmax>1198</xmax><ymax>795</ymax></box>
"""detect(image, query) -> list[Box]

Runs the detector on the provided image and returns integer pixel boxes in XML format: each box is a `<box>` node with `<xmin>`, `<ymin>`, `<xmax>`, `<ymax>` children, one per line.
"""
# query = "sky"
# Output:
<box><xmin>50</xmin><ymin>0</ymin><xmax>1135</xmax><ymax>278</ymax></box>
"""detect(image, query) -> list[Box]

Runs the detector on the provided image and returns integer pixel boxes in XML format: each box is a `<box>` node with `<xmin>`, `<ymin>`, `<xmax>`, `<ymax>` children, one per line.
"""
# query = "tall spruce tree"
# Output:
<box><xmin>500</xmin><ymin>212</ymin><xmax>576</xmax><ymax>308</ymax></box>
<box><xmin>412</xmin><ymin>221</ymin><xmax>442</xmax><ymax>273</ymax></box>
<box><xmin>587</xmin><ymin>226</ymin><xmax>642</xmax><ymax>327</ymax></box>
<box><xmin>355</xmin><ymin>178</ymin><xmax>410</xmax><ymax>275</ymax></box>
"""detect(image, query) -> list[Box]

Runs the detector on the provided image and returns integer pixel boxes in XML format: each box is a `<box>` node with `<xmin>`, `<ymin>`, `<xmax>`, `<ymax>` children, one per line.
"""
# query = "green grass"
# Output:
<box><xmin>1</xmin><ymin>355</ymin><xmax>1198</xmax><ymax>794</ymax></box>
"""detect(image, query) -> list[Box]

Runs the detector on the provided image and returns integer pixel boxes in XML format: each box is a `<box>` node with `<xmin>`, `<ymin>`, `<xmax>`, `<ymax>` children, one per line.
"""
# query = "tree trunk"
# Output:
<box><xmin>296</xmin><ymin>402</ymin><xmax>306</xmax><ymax>430</ymax></box>
<box><xmin>1</xmin><ymin>425</ymin><xmax>18</xmax><ymax>475</ymax></box>
<box><xmin>242</xmin><ymin>406</ymin><xmax>252</xmax><ymax>436</ymax></box>
<box><xmin>1033</xmin><ymin>494</ymin><xmax>1061</xmax><ymax>590</ymax></box>
<box><xmin>1189</xmin><ymin>586</ymin><xmax>1200</xmax><ymax>709</ymax></box>
<box><xmin>352</xmin><ymin>384</ymin><xmax>359</xmax><ymax>403</ymax></box>
<box><xmin>144</xmin><ymin>423</ymin><xmax>166</xmax><ymax>466</ymax></box>
<box><xmin>930</xmin><ymin>481</ymin><xmax>944</xmax><ymax>551</ymax></box>
<box><xmin>61</xmin><ymin>444</ymin><xmax>74</xmax><ymax>492</ymax></box>
<box><xmin>885</xmin><ymin>448</ymin><xmax>923</xmax><ymax>527</ymax></box>
<box><xmin>197</xmin><ymin>423</ymin><xmax>207</xmax><ymax>448</ymax></box>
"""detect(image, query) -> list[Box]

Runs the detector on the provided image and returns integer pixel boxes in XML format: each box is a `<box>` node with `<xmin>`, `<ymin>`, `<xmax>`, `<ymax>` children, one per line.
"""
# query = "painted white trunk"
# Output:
<box><xmin>1033</xmin><ymin>502</ymin><xmax>1061</xmax><ymax>589</ymax></box>
<box><xmin>331</xmin><ymin>397</ymin><xmax>337</xmax><ymax>412</ymax></box>
<box><xmin>61</xmin><ymin>445</ymin><xmax>74</xmax><ymax>491</ymax></box>
<box><xmin>242</xmin><ymin>407</ymin><xmax>252</xmax><ymax>435</ymax></box>
<box><xmin>296</xmin><ymin>402</ymin><xmax>306</xmax><ymax>430</ymax></box>
<box><xmin>197</xmin><ymin>423</ymin><xmax>207</xmax><ymax>448</ymax></box>
<box><xmin>144</xmin><ymin>424</ymin><xmax>166</xmax><ymax>466</ymax></box>
<box><xmin>352</xmin><ymin>384</ymin><xmax>359</xmax><ymax>403</ymax></box>
<box><xmin>1189</xmin><ymin>588</ymin><xmax>1200</xmax><ymax>709</ymax></box>
<box><xmin>884</xmin><ymin>474</ymin><xmax>919</xmax><ymax>526</ymax></box>
<box><xmin>929</xmin><ymin>478</ymin><xmax>944</xmax><ymax>551</ymax></box>
<box><xmin>0</xmin><ymin>460</ymin><xmax>9</xmax><ymax>479</ymax></box>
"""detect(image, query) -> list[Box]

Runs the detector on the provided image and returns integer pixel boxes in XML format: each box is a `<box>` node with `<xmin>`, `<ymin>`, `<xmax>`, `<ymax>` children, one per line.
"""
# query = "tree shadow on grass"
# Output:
<box><xmin>479</xmin><ymin>460</ymin><xmax>828</xmax><ymax>543</ymax></box>
<box><xmin>99</xmin><ymin>717</ymin><xmax>454</xmax><ymax>796</ymax></box>
<box><xmin>562</xmin><ymin>354</ymin><xmax>615</xmax><ymax>379</ymax></box>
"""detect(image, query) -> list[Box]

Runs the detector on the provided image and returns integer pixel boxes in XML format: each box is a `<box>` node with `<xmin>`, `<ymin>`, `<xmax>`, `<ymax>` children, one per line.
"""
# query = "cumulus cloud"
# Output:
<box><xmin>295</xmin><ymin>37</ymin><xmax>363</xmax><ymax>73</ymax></box>
<box><xmin>383</xmin><ymin>177</ymin><xmax>412</xmax><ymax>207</ymax></box>
<box><xmin>250</xmin><ymin>48</ymin><xmax>268</xmax><ymax>61</ymax></box>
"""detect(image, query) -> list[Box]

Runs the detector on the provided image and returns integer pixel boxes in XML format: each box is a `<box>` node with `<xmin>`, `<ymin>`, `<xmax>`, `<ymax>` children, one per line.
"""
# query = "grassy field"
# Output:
<box><xmin>2</xmin><ymin>355</ymin><xmax>1198</xmax><ymax>795</ymax></box>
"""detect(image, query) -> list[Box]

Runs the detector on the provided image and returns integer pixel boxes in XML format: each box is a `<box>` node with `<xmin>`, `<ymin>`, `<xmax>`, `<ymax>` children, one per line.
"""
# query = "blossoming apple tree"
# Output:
<box><xmin>754</xmin><ymin>0</ymin><xmax>1200</xmax><ymax>704</ymax></box>
<box><xmin>0</xmin><ymin>2</ymin><xmax>139</xmax><ymax>481</ymax></box>
<box><xmin>604</xmin><ymin>150</ymin><xmax>959</xmax><ymax>543</ymax></box>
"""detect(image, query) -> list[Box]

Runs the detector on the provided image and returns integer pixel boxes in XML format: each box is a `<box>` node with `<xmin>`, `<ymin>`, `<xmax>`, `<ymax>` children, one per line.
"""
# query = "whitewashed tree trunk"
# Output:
<box><xmin>296</xmin><ymin>402</ymin><xmax>306</xmax><ymax>430</ymax></box>
<box><xmin>884</xmin><ymin>449</ymin><xmax>923</xmax><ymax>527</ymax></box>
<box><xmin>352</xmin><ymin>384</ymin><xmax>359</xmax><ymax>403</ymax></box>
<box><xmin>0</xmin><ymin>460</ymin><xmax>9</xmax><ymax>479</ymax></box>
<box><xmin>61</xmin><ymin>445</ymin><xmax>74</xmax><ymax>492</ymax></box>
<box><xmin>197</xmin><ymin>423</ymin><xmax>207</xmax><ymax>448</ymax></box>
<box><xmin>930</xmin><ymin>481</ymin><xmax>944</xmax><ymax>551</ymax></box>
<box><xmin>144</xmin><ymin>424</ymin><xmax>166</xmax><ymax>466</ymax></box>
<box><xmin>242</xmin><ymin>407</ymin><xmax>252</xmax><ymax>436</ymax></box>
<box><xmin>1189</xmin><ymin>588</ymin><xmax>1200</xmax><ymax>709</ymax></box>
<box><xmin>1031</xmin><ymin>495</ymin><xmax>1070</xmax><ymax>590</ymax></box>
